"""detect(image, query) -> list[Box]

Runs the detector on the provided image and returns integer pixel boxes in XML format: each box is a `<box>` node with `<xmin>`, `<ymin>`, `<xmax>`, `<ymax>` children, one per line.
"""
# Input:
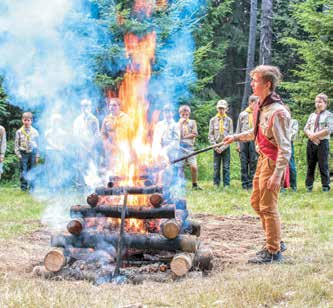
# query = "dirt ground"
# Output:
<box><xmin>0</xmin><ymin>214</ymin><xmax>264</xmax><ymax>279</ymax></box>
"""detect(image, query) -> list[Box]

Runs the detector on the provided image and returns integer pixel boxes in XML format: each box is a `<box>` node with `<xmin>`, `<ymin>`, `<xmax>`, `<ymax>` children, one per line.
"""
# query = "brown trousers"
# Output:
<box><xmin>251</xmin><ymin>154</ymin><xmax>281</xmax><ymax>253</ymax></box>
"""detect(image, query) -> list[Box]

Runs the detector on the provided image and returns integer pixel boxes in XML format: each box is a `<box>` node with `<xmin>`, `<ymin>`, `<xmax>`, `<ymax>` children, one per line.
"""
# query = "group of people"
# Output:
<box><xmin>0</xmin><ymin>64</ymin><xmax>332</xmax><ymax>264</ymax></box>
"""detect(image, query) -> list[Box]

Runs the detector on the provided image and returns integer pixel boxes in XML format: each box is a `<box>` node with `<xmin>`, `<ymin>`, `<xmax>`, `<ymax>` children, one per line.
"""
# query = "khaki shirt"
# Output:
<box><xmin>179</xmin><ymin>119</ymin><xmax>197</xmax><ymax>148</ymax></box>
<box><xmin>101</xmin><ymin>112</ymin><xmax>130</xmax><ymax>145</ymax></box>
<box><xmin>208</xmin><ymin>115</ymin><xmax>233</xmax><ymax>150</ymax></box>
<box><xmin>235</xmin><ymin>109</ymin><xmax>253</xmax><ymax>147</ymax></box>
<box><xmin>15</xmin><ymin>126</ymin><xmax>39</xmax><ymax>158</ymax></box>
<box><xmin>0</xmin><ymin>125</ymin><xmax>6</xmax><ymax>159</ymax></box>
<box><xmin>290</xmin><ymin>118</ymin><xmax>299</xmax><ymax>142</ymax></box>
<box><xmin>234</xmin><ymin>103</ymin><xmax>291</xmax><ymax>177</ymax></box>
<box><xmin>304</xmin><ymin>110</ymin><xmax>333</xmax><ymax>141</ymax></box>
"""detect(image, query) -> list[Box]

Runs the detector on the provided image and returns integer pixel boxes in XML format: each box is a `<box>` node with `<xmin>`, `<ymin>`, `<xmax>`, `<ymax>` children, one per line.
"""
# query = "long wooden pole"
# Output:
<box><xmin>170</xmin><ymin>140</ymin><xmax>225</xmax><ymax>164</ymax></box>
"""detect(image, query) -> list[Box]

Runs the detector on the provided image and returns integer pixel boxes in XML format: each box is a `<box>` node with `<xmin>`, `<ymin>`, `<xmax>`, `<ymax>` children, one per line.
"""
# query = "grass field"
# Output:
<box><xmin>0</xmin><ymin>171</ymin><xmax>332</xmax><ymax>307</ymax></box>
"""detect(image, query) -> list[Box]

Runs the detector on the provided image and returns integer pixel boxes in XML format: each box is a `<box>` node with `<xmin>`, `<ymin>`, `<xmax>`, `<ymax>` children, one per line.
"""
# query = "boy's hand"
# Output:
<box><xmin>223</xmin><ymin>135</ymin><xmax>235</xmax><ymax>145</ymax></box>
<box><xmin>0</xmin><ymin>157</ymin><xmax>3</xmax><ymax>162</ymax></box>
<box><xmin>36</xmin><ymin>157</ymin><xmax>39</xmax><ymax>163</ymax></box>
<box><xmin>267</xmin><ymin>172</ymin><xmax>281</xmax><ymax>192</ymax></box>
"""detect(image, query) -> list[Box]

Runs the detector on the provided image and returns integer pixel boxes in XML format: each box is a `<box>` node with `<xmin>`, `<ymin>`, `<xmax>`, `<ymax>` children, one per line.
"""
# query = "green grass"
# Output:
<box><xmin>0</xmin><ymin>187</ymin><xmax>44</xmax><ymax>238</ymax></box>
<box><xmin>0</xmin><ymin>172</ymin><xmax>332</xmax><ymax>307</ymax></box>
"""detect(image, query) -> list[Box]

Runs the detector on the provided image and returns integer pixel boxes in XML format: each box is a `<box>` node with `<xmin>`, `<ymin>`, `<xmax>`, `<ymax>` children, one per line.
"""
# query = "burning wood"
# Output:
<box><xmin>51</xmin><ymin>232</ymin><xmax>198</xmax><ymax>253</ymax></box>
<box><xmin>148</xmin><ymin>193</ymin><xmax>163</xmax><ymax>208</ymax></box>
<box><xmin>95</xmin><ymin>185</ymin><xmax>163</xmax><ymax>196</ymax></box>
<box><xmin>70</xmin><ymin>205</ymin><xmax>175</xmax><ymax>219</ymax></box>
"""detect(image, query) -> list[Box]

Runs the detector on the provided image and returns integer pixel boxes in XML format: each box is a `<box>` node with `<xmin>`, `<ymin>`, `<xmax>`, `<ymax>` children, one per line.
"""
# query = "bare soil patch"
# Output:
<box><xmin>0</xmin><ymin>214</ymin><xmax>263</xmax><ymax>279</ymax></box>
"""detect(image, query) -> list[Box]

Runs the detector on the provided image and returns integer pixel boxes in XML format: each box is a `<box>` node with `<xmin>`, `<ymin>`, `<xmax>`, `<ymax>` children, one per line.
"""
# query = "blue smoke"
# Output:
<box><xmin>0</xmin><ymin>0</ymin><xmax>206</xmax><ymax>226</ymax></box>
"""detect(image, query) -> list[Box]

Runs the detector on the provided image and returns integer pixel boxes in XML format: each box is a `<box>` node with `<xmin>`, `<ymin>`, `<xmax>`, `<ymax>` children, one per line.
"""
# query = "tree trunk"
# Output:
<box><xmin>259</xmin><ymin>0</ymin><xmax>273</xmax><ymax>65</ymax></box>
<box><xmin>51</xmin><ymin>232</ymin><xmax>199</xmax><ymax>253</ymax></box>
<box><xmin>241</xmin><ymin>0</ymin><xmax>258</xmax><ymax>109</ymax></box>
<box><xmin>70</xmin><ymin>205</ymin><xmax>175</xmax><ymax>219</ymax></box>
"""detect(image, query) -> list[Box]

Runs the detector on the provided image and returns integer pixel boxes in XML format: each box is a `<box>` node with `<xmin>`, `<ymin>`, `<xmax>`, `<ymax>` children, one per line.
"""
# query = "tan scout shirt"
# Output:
<box><xmin>0</xmin><ymin>126</ymin><xmax>6</xmax><ymax>159</ymax></box>
<box><xmin>101</xmin><ymin>111</ymin><xmax>130</xmax><ymax>145</ymax></box>
<box><xmin>15</xmin><ymin>126</ymin><xmax>40</xmax><ymax>158</ymax></box>
<box><xmin>290</xmin><ymin>119</ymin><xmax>299</xmax><ymax>142</ymax></box>
<box><xmin>235</xmin><ymin>109</ymin><xmax>253</xmax><ymax>147</ymax></box>
<box><xmin>304</xmin><ymin>110</ymin><xmax>333</xmax><ymax>141</ymax></box>
<box><xmin>234</xmin><ymin>103</ymin><xmax>291</xmax><ymax>177</ymax></box>
<box><xmin>208</xmin><ymin>115</ymin><xmax>233</xmax><ymax>150</ymax></box>
<box><xmin>179</xmin><ymin>119</ymin><xmax>197</xmax><ymax>147</ymax></box>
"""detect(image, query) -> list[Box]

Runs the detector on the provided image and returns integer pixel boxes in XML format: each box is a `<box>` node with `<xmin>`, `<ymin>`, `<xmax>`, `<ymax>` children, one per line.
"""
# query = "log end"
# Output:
<box><xmin>67</xmin><ymin>218</ymin><xmax>84</xmax><ymax>236</ymax></box>
<box><xmin>87</xmin><ymin>193</ymin><xmax>99</xmax><ymax>207</ymax></box>
<box><xmin>170</xmin><ymin>253</ymin><xmax>193</xmax><ymax>276</ymax></box>
<box><xmin>44</xmin><ymin>249</ymin><xmax>66</xmax><ymax>272</ymax></box>
<box><xmin>161</xmin><ymin>220</ymin><xmax>180</xmax><ymax>239</ymax></box>
<box><xmin>149</xmin><ymin>193</ymin><xmax>163</xmax><ymax>208</ymax></box>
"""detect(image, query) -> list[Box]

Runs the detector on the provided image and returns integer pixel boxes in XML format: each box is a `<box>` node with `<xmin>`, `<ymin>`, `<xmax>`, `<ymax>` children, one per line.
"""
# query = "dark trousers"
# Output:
<box><xmin>213</xmin><ymin>147</ymin><xmax>230</xmax><ymax>186</ymax></box>
<box><xmin>19</xmin><ymin>151</ymin><xmax>37</xmax><ymax>191</ymax></box>
<box><xmin>306</xmin><ymin>139</ymin><xmax>330</xmax><ymax>190</ymax></box>
<box><xmin>239</xmin><ymin>141</ymin><xmax>258</xmax><ymax>189</ymax></box>
<box><xmin>289</xmin><ymin>142</ymin><xmax>297</xmax><ymax>190</ymax></box>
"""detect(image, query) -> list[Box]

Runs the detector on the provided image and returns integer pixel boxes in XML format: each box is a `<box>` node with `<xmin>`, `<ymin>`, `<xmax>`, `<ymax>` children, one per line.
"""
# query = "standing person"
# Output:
<box><xmin>0</xmin><ymin>125</ymin><xmax>6</xmax><ymax>180</ymax></box>
<box><xmin>224</xmin><ymin>65</ymin><xmax>291</xmax><ymax>263</ymax></box>
<box><xmin>73</xmin><ymin>99</ymin><xmax>100</xmax><ymax>188</ymax></box>
<box><xmin>208</xmin><ymin>100</ymin><xmax>233</xmax><ymax>188</ymax></box>
<box><xmin>236</xmin><ymin>95</ymin><xmax>259</xmax><ymax>190</ymax></box>
<box><xmin>304</xmin><ymin>93</ymin><xmax>333</xmax><ymax>192</ymax></box>
<box><xmin>178</xmin><ymin>105</ymin><xmax>202</xmax><ymax>190</ymax></box>
<box><xmin>15</xmin><ymin>112</ymin><xmax>40</xmax><ymax>191</ymax></box>
<box><xmin>285</xmin><ymin>105</ymin><xmax>299</xmax><ymax>191</ymax></box>
<box><xmin>153</xmin><ymin>104</ymin><xmax>180</xmax><ymax>186</ymax></box>
<box><xmin>101</xmin><ymin>97</ymin><xmax>130</xmax><ymax>172</ymax></box>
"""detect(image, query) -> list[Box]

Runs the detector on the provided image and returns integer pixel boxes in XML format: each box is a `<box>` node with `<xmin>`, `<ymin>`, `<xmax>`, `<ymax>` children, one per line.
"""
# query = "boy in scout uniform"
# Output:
<box><xmin>208</xmin><ymin>100</ymin><xmax>233</xmax><ymax>188</ymax></box>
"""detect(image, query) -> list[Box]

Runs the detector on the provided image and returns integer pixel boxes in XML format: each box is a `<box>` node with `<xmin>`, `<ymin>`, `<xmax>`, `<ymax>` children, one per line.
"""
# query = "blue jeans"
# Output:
<box><xmin>213</xmin><ymin>147</ymin><xmax>230</xmax><ymax>186</ymax></box>
<box><xmin>19</xmin><ymin>151</ymin><xmax>37</xmax><ymax>191</ymax></box>
<box><xmin>289</xmin><ymin>142</ymin><xmax>297</xmax><ymax>190</ymax></box>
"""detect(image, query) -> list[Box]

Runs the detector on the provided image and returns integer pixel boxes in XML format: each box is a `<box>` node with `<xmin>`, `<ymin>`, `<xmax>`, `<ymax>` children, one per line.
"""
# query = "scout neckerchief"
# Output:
<box><xmin>314</xmin><ymin>110</ymin><xmax>325</xmax><ymax>132</ymax></box>
<box><xmin>20</xmin><ymin>126</ymin><xmax>32</xmax><ymax>149</ymax></box>
<box><xmin>253</xmin><ymin>92</ymin><xmax>283</xmax><ymax>139</ymax></box>
<box><xmin>182</xmin><ymin>119</ymin><xmax>190</xmax><ymax>135</ymax></box>
<box><xmin>216</xmin><ymin>113</ymin><xmax>227</xmax><ymax>134</ymax></box>
<box><xmin>245</xmin><ymin>107</ymin><xmax>253</xmax><ymax>128</ymax></box>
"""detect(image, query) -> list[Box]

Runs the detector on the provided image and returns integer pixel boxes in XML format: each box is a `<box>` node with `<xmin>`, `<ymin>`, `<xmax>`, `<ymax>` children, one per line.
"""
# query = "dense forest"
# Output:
<box><xmin>0</xmin><ymin>0</ymin><xmax>332</xmax><ymax>179</ymax></box>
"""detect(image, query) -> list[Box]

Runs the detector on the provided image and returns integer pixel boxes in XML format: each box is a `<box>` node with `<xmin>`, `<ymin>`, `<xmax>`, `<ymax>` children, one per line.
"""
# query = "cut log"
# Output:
<box><xmin>149</xmin><ymin>193</ymin><xmax>163</xmax><ymax>208</ymax></box>
<box><xmin>95</xmin><ymin>185</ymin><xmax>163</xmax><ymax>195</ymax></box>
<box><xmin>170</xmin><ymin>253</ymin><xmax>194</xmax><ymax>276</ymax></box>
<box><xmin>87</xmin><ymin>193</ymin><xmax>99</xmax><ymax>207</ymax></box>
<box><xmin>184</xmin><ymin>220</ymin><xmax>201</xmax><ymax>237</ymax></box>
<box><xmin>51</xmin><ymin>232</ymin><xmax>198</xmax><ymax>253</ymax></box>
<box><xmin>44</xmin><ymin>248</ymin><xmax>69</xmax><ymax>272</ymax></box>
<box><xmin>193</xmin><ymin>247</ymin><xmax>213</xmax><ymax>271</ymax></box>
<box><xmin>67</xmin><ymin>218</ymin><xmax>85</xmax><ymax>235</ymax></box>
<box><xmin>70</xmin><ymin>205</ymin><xmax>175</xmax><ymax>219</ymax></box>
<box><xmin>160</xmin><ymin>219</ymin><xmax>181</xmax><ymax>239</ymax></box>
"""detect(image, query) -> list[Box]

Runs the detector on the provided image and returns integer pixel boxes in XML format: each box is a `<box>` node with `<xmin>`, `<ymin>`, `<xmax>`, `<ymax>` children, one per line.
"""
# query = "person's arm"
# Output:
<box><xmin>183</xmin><ymin>120</ymin><xmax>198</xmax><ymax>139</ymax></box>
<box><xmin>208</xmin><ymin>119</ymin><xmax>215</xmax><ymax>145</ymax></box>
<box><xmin>267</xmin><ymin>111</ymin><xmax>291</xmax><ymax>191</ymax></box>
<box><xmin>304</xmin><ymin>114</ymin><xmax>321</xmax><ymax>144</ymax></box>
<box><xmin>290</xmin><ymin>119</ymin><xmax>299</xmax><ymax>141</ymax></box>
<box><xmin>0</xmin><ymin>128</ymin><xmax>6</xmax><ymax>162</ymax></box>
<box><xmin>14</xmin><ymin>130</ymin><xmax>22</xmax><ymax>159</ymax></box>
<box><xmin>235</xmin><ymin>114</ymin><xmax>242</xmax><ymax>151</ymax></box>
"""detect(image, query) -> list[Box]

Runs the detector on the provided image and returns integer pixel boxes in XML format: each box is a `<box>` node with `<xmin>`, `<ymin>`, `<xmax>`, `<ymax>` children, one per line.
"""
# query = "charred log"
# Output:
<box><xmin>70</xmin><ymin>205</ymin><xmax>175</xmax><ymax>219</ymax></box>
<box><xmin>149</xmin><ymin>193</ymin><xmax>163</xmax><ymax>208</ymax></box>
<box><xmin>51</xmin><ymin>232</ymin><xmax>198</xmax><ymax>253</ymax></box>
<box><xmin>67</xmin><ymin>218</ymin><xmax>85</xmax><ymax>236</ymax></box>
<box><xmin>95</xmin><ymin>185</ymin><xmax>163</xmax><ymax>196</ymax></box>
<box><xmin>87</xmin><ymin>193</ymin><xmax>99</xmax><ymax>207</ymax></box>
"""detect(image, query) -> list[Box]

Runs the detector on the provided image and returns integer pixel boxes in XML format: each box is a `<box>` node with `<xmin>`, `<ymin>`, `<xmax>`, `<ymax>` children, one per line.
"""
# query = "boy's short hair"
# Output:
<box><xmin>250</xmin><ymin>65</ymin><xmax>282</xmax><ymax>91</ymax></box>
<box><xmin>248</xmin><ymin>95</ymin><xmax>259</xmax><ymax>103</ymax></box>
<box><xmin>106</xmin><ymin>97</ymin><xmax>121</xmax><ymax>106</ymax></box>
<box><xmin>316</xmin><ymin>93</ymin><xmax>329</xmax><ymax>105</ymax></box>
<box><xmin>22</xmin><ymin>112</ymin><xmax>33</xmax><ymax>120</ymax></box>
<box><xmin>179</xmin><ymin>105</ymin><xmax>191</xmax><ymax>113</ymax></box>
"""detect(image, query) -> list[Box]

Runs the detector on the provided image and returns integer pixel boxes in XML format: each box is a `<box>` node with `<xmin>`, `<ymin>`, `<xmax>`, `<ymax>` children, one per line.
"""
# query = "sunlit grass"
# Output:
<box><xmin>0</xmin><ymin>176</ymin><xmax>332</xmax><ymax>306</ymax></box>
